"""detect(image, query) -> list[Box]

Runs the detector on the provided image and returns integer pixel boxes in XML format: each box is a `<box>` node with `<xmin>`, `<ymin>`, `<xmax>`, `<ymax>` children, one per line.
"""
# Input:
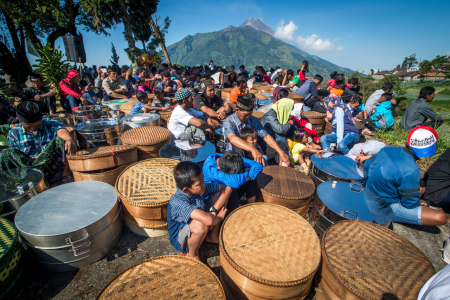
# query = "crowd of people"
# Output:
<box><xmin>0</xmin><ymin>59</ymin><xmax>449</xmax><ymax>265</ymax></box>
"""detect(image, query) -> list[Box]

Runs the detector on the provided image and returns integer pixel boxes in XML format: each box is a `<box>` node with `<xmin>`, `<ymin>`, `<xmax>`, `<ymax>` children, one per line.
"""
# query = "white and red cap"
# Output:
<box><xmin>407</xmin><ymin>126</ymin><xmax>438</xmax><ymax>158</ymax></box>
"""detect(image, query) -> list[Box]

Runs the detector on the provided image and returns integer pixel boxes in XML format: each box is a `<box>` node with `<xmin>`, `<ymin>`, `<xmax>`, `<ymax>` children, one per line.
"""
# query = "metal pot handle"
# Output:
<box><xmin>342</xmin><ymin>209</ymin><xmax>358</xmax><ymax>220</ymax></box>
<box><xmin>67</xmin><ymin>233</ymin><xmax>92</xmax><ymax>257</ymax></box>
<box><xmin>350</xmin><ymin>182</ymin><xmax>363</xmax><ymax>193</ymax></box>
<box><xmin>17</xmin><ymin>182</ymin><xmax>33</xmax><ymax>194</ymax></box>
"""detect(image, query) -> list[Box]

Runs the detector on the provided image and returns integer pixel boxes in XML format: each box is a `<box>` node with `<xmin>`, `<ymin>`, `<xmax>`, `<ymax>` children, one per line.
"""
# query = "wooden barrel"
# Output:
<box><xmin>159</xmin><ymin>110</ymin><xmax>172</xmax><ymax>128</ymax></box>
<box><xmin>120</xmin><ymin>99</ymin><xmax>137</xmax><ymax>116</ymax></box>
<box><xmin>220</xmin><ymin>203</ymin><xmax>321</xmax><ymax>300</ymax></box>
<box><xmin>96</xmin><ymin>256</ymin><xmax>225</xmax><ymax>299</ymax></box>
<box><xmin>320</xmin><ymin>220</ymin><xmax>435</xmax><ymax>300</ymax></box>
<box><xmin>67</xmin><ymin>145</ymin><xmax>137</xmax><ymax>172</ymax></box>
<box><xmin>257</xmin><ymin>166</ymin><xmax>315</xmax><ymax>217</ymax></box>
<box><xmin>121</xmin><ymin>126</ymin><xmax>172</xmax><ymax>161</ymax></box>
<box><xmin>303</xmin><ymin>111</ymin><xmax>326</xmax><ymax>134</ymax></box>
<box><xmin>115</xmin><ymin>158</ymin><xmax>179</xmax><ymax>237</ymax></box>
<box><xmin>72</xmin><ymin>164</ymin><xmax>130</xmax><ymax>186</ymax></box>
<box><xmin>252</xmin><ymin>110</ymin><xmax>265</xmax><ymax>121</ymax></box>
<box><xmin>253</xmin><ymin>93</ymin><xmax>268</xmax><ymax>100</ymax></box>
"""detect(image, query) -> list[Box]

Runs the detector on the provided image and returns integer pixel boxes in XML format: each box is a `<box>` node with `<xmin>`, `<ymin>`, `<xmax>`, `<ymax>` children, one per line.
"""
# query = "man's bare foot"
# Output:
<box><xmin>187</xmin><ymin>255</ymin><xmax>201</xmax><ymax>261</ymax></box>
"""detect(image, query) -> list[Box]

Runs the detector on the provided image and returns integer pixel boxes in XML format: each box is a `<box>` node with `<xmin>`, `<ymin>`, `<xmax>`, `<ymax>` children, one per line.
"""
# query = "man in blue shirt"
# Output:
<box><xmin>364</xmin><ymin>126</ymin><xmax>447</xmax><ymax>226</ymax></box>
<box><xmin>296</xmin><ymin>75</ymin><xmax>323</xmax><ymax>101</ymax></box>
<box><xmin>157</xmin><ymin>71</ymin><xmax>178</xmax><ymax>97</ymax></box>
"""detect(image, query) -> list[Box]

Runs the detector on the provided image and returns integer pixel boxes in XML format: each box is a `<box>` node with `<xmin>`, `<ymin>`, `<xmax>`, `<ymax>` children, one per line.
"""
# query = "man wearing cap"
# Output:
<box><xmin>223</xmin><ymin>95</ymin><xmax>291</xmax><ymax>167</ymax></box>
<box><xmin>194</xmin><ymin>80</ymin><xmax>231</xmax><ymax>126</ymax></box>
<box><xmin>16</xmin><ymin>73</ymin><xmax>57</xmax><ymax>114</ymax></box>
<box><xmin>102</xmin><ymin>67</ymin><xmax>129</xmax><ymax>101</ymax></box>
<box><xmin>271</xmin><ymin>68</ymin><xmax>283</xmax><ymax>83</ymax></box>
<box><xmin>2</xmin><ymin>102</ymin><xmax>76</xmax><ymax>183</ymax></box>
<box><xmin>158</xmin><ymin>71</ymin><xmax>178</xmax><ymax>97</ymax></box>
<box><xmin>363</xmin><ymin>126</ymin><xmax>448</xmax><ymax>226</ymax></box>
<box><xmin>59</xmin><ymin>69</ymin><xmax>97</xmax><ymax>110</ymax></box>
<box><xmin>168</xmin><ymin>89</ymin><xmax>215</xmax><ymax>141</ymax></box>
<box><xmin>296</xmin><ymin>75</ymin><xmax>323</xmax><ymax>107</ymax></box>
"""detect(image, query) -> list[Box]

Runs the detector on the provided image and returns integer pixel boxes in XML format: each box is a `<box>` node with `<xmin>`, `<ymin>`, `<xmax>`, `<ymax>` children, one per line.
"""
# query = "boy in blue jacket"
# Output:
<box><xmin>370</xmin><ymin>93</ymin><xmax>395</xmax><ymax>130</ymax></box>
<box><xmin>363</xmin><ymin>126</ymin><xmax>447</xmax><ymax>226</ymax></box>
<box><xmin>203</xmin><ymin>152</ymin><xmax>263</xmax><ymax>212</ymax></box>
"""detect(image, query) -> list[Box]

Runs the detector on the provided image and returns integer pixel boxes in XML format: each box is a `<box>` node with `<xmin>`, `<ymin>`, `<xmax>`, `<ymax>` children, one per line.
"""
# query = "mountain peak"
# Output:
<box><xmin>239</xmin><ymin>18</ymin><xmax>274</xmax><ymax>36</ymax></box>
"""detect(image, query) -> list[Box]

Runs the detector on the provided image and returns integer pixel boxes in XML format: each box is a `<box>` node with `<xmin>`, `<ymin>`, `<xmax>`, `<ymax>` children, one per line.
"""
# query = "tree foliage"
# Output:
<box><xmin>419</xmin><ymin>60</ymin><xmax>432</xmax><ymax>75</ymax></box>
<box><xmin>401</xmin><ymin>54</ymin><xmax>418</xmax><ymax>69</ymax></box>
<box><xmin>110</xmin><ymin>42</ymin><xmax>119</xmax><ymax>68</ymax></box>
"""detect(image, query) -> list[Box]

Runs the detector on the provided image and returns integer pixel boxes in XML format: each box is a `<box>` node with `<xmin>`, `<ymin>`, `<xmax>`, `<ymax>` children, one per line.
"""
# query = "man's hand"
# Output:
<box><xmin>279</xmin><ymin>152</ymin><xmax>290</xmax><ymax>167</ymax></box>
<box><xmin>64</xmin><ymin>138</ymin><xmax>77</xmax><ymax>155</ymax></box>
<box><xmin>85</xmin><ymin>85</ymin><xmax>91</xmax><ymax>92</ymax></box>
<box><xmin>121</xmin><ymin>95</ymin><xmax>129</xmax><ymax>99</ymax></box>
<box><xmin>34</xmin><ymin>95</ymin><xmax>41</xmax><ymax>101</ymax></box>
<box><xmin>162</xmin><ymin>107</ymin><xmax>170</xmax><ymax>111</ymax></box>
<box><xmin>80</xmin><ymin>96</ymin><xmax>88</xmax><ymax>105</ymax></box>
<box><xmin>252</xmin><ymin>149</ymin><xmax>265</xmax><ymax>166</ymax></box>
<box><xmin>217</xmin><ymin>207</ymin><xmax>227</xmax><ymax>219</ymax></box>
<box><xmin>419</xmin><ymin>200</ymin><xmax>427</xmax><ymax>207</ymax></box>
<box><xmin>125</xmin><ymin>69</ymin><xmax>131</xmax><ymax>79</ymax></box>
<box><xmin>288</xmin><ymin>119</ymin><xmax>294</xmax><ymax>125</ymax></box>
<box><xmin>284</xmin><ymin>69</ymin><xmax>287</xmax><ymax>76</ymax></box>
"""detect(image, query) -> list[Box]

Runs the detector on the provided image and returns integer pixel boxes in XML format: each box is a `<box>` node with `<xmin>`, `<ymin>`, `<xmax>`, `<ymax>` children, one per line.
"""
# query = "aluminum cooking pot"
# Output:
<box><xmin>74</xmin><ymin>118</ymin><xmax>122</xmax><ymax>148</ymax></box>
<box><xmin>122</xmin><ymin>113</ymin><xmax>160</xmax><ymax>132</ymax></box>
<box><xmin>311</xmin><ymin>153</ymin><xmax>366</xmax><ymax>186</ymax></box>
<box><xmin>103</xmin><ymin>99</ymin><xmax>132</xmax><ymax>111</ymax></box>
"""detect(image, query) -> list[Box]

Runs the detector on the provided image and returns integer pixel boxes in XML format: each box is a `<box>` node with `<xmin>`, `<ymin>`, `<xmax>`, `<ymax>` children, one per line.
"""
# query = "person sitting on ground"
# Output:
<box><xmin>203</xmin><ymin>152</ymin><xmax>263</xmax><ymax>212</ymax></box>
<box><xmin>341</xmin><ymin>78</ymin><xmax>361</xmax><ymax>103</ymax></box>
<box><xmin>288</xmin><ymin>128</ymin><xmax>323</xmax><ymax>174</ymax></box>
<box><xmin>168</xmin><ymin>89</ymin><xmax>215</xmax><ymax>141</ymax></box>
<box><xmin>150</xmin><ymin>78</ymin><xmax>162</xmax><ymax>93</ymax></box>
<box><xmin>2</xmin><ymin>102</ymin><xmax>76</xmax><ymax>183</ymax></box>
<box><xmin>0</xmin><ymin>97</ymin><xmax>18</xmax><ymax>125</ymax></box>
<box><xmin>303</xmin><ymin>89</ymin><xmax>329</xmax><ymax>113</ymax></box>
<box><xmin>328</xmin><ymin>74</ymin><xmax>345</xmax><ymax>97</ymax></box>
<box><xmin>366</xmin><ymin>82</ymin><xmax>397</xmax><ymax>113</ymax></box>
<box><xmin>238</xmin><ymin>65</ymin><xmax>249</xmax><ymax>77</ymax></box>
<box><xmin>16</xmin><ymin>73</ymin><xmax>57</xmax><ymax>114</ymax></box>
<box><xmin>223</xmin><ymin>68</ymin><xmax>237</xmax><ymax>88</ymax></box>
<box><xmin>272</xmin><ymin>75</ymin><xmax>283</xmax><ymax>88</ymax></box>
<box><xmin>167</xmin><ymin>161</ymin><xmax>231</xmax><ymax>260</ymax></box>
<box><xmin>229</xmin><ymin>77</ymin><xmax>248</xmax><ymax>104</ymax></box>
<box><xmin>261</xmin><ymin>97</ymin><xmax>296</xmax><ymax>151</ymax></box>
<box><xmin>157</xmin><ymin>71</ymin><xmax>178</xmax><ymax>97</ymax></box>
<box><xmin>259</xmin><ymin>67</ymin><xmax>272</xmax><ymax>84</ymax></box>
<box><xmin>120</xmin><ymin>65</ymin><xmax>135</xmax><ymax>98</ymax></box>
<box><xmin>182</xmin><ymin>71</ymin><xmax>192</xmax><ymax>88</ymax></box>
<box><xmin>321</xmin><ymin>82</ymin><xmax>361</xmax><ymax>155</ymax></box>
<box><xmin>272</xmin><ymin>86</ymin><xmax>290</xmax><ymax>103</ymax></box>
<box><xmin>194</xmin><ymin>80</ymin><xmax>231</xmax><ymax>126</ymax></box>
<box><xmin>271</xmin><ymin>68</ymin><xmax>282</xmax><ymax>83</ymax></box>
<box><xmin>421</xmin><ymin>148</ymin><xmax>450</xmax><ymax>210</ymax></box>
<box><xmin>363</xmin><ymin>126</ymin><xmax>448</xmax><ymax>226</ymax></box>
<box><xmin>231</xmin><ymin>127</ymin><xmax>267</xmax><ymax>165</ymax></box>
<box><xmin>102</xmin><ymin>66</ymin><xmax>129</xmax><ymax>101</ymax></box>
<box><xmin>59</xmin><ymin>70</ymin><xmax>97</xmax><ymax>111</ymax></box>
<box><xmin>223</xmin><ymin>95</ymin><xmax>291</xmax><ymax>167</ymax></box>
<box><xmin>134</xmin><ymin>66</ymin><xmax>152</xmax><ymax>82</ymax></box>
<box><xmin>129</xmin><ymin>91</ymin><xmax>170</xmax><ymax>115</ymax></box>
<box><xmin>400</xmin><ymin>86</ymin><xmax>444</xmax><ymax>131</ymax></box>
<box><xmin>282</xmin><ymin>69</ymin><xmax>300</xmax><ymax>92</ymax></box>
<box><xmin>296</xmin><ymin>74</ymin><xmax>324</xmax><ymax>106</ymax></box>
<box><xmin>289</xmin><ymin>103</ymin><xmax>321</xmax><ymax>147</ymax></box>
<box><xmin>79</xmin><ymin>79</ymin><xmax>98</xmax><ymax>103</ymax></box>
<box><xmin>361</xmin><ymin>93</ymin><xmax>395</xmax><ymax>132</ymax></box>
<box><xmin>346</xmin><ymin>140</ymin><xmax>385</xmax><ymax>163</ymax></box>
<box><xmin>151</xmin><ymin>87</ymin><xmax>174</xmax><ymax>112</ymax></box>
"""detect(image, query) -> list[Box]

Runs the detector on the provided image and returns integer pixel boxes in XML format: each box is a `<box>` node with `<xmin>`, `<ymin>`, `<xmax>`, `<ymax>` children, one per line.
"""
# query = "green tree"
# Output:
<box><xmin>419</xmin><ymin>60</ymin><xmax>432</xmax><ymax>79</ymax></box>
<box><xmin>110</xmin><ymin>43</ymin><xmax>119</xmax><ymax>68</ymax></box>
<box><xmin>380</xmin><ymin>74</ymin><xmax>405</xmax><ymax>97</ymax></box>
<box><xmin>430</xmin><ymin>55</ymin><xmax>449</xmax><ymax>82</ymax></box>
<box><xmin>401</xmin><ymin>54</ymin><xmax>418</xmax><ymax>69</ymax></box>
<box><xmin>370</xmin><ymin>69</ymin><xmax>374</xmax><ymax>75</ymax></box>
<box><xmin>446</xmin><ymin>73</ymin><xmax>450</xmax><ymax>79</ymax></box>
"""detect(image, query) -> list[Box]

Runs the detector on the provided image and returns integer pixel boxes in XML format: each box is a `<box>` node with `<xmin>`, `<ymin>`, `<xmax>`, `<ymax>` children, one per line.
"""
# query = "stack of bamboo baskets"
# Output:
<box><xmin>121</xmin><ymin>126</ymin><xmax>172</xmax><ymax>161</ymax></box>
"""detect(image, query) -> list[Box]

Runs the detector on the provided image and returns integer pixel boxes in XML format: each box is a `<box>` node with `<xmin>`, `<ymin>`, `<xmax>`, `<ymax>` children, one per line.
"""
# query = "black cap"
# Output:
<box><xmin>16</xmin><ymin>101</ymin><xmax>42</xmax><ymax>123</ymax></box>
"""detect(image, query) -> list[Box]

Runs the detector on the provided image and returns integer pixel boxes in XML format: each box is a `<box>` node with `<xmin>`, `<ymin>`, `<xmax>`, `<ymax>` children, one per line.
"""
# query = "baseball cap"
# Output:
<box><xmin>407</xmin><ymin>126</ymin><xmax>438</xmax><ymax>158</ymax></box>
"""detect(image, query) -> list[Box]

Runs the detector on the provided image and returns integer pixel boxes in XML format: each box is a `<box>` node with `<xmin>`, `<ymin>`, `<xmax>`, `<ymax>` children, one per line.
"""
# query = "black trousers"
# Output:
<box><xmin>422</xmin><ymin>120</ymin><xmax>444</xmax><ymax>129</ymax></box>
<box><xmin>262</xmin><ymin>140</ymin><xmax>289</xmax><ymax>165</ymax></box>
<box><xmin>226</xmin><ymin>179</ymin><xmax>261</xmax><ymax>214</ymax></box>
<box><xmin>361</xmin><ymin>118</ymin><xmax>377</xmax><ymax>131</ymax></box>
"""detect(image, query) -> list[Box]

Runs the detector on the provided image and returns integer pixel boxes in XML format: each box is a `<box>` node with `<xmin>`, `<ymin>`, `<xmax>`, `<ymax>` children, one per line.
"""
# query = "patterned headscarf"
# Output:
<box><xmin>324</xmin><ymin>94</ymin><xmax>356</xmax><ymax>125</ymax></box>
<box><xmin>272</xmin><ymin>86</ymin><xmax>289</xmax><ymax>103</ymax></box>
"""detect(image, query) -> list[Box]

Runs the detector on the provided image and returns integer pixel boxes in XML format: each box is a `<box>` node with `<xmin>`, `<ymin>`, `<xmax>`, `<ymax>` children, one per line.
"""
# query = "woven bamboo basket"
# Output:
<box><xmin>159</xmin><ymin>110</ymin><xmax>172</xmax><ymax>128</ymax></box>
<box><xmin>253</xmin><ymin>85</ymin><xmax>271</xmax><ymax>92</ymax></box>
<box><xmin>320</xmin><ymin>220</ymin><xmax>435</xmax><ymax>300</ymax></box>
<box><xmin>119</xmin><ymin>100</ymin><xmax>137</xmax><ymax>116</ymax></box>
<box><xmin>257</xmin><ymin>166</ymin><xmax>315</xmax><ymax>217</ymax></box>
<box><xmin>67</xmin><ymin>145</ymin><xmax>137</xmax><ymax>172</ymax></box>
<box><xmin>221</xmin><ymin>91</ymin><xmax>231</xmax><ymax>98</ymax></box>
<box><xmin>303</xmin><ymin>111</ymin><xmax>326</xmax><ymax>133</ymax></box>
<box><xmin>72</xmin><ymin>164</ymin><xmax>130</xmax><ymax>186</ymax></box>
<box><xmin>325</xmin><ymin>120</ymin><xmax>364</xmax><ymax>140</ymax></box>
<box><xmin>222</xmin><ymin>88</ymin><xmax>234</xmax><ymax>93</ymax></box>
<box><xmin>121</xmin><ymin>126</ymin><xmax>172</xmax><ymax>161</ymax></box>
<box><xmin>96</xmin><ymin>255</ymin><xmax>225</xmax><ymax>300</ymax></box>
<box><xmin>288</xmin><ymin>93</ymin><xmax>305</xmax><ymax>103</ymax></box>
<box><xmin>115</xmin><ymin>158</ymin><xmax>179</xmax><ymax>236</ymax></box>
<box><xmin>253</xmin><ymin>93</ymin><xmax>268</xmax><ymax>100</ymax></box>
<box><xmin>252</xmin><ymin>110</ymin><xmax>264</xmax><ymax>121</ymax></box>
<box><xmin>249</xmin><ymin>88</ymin><xmax>257</xmax><ymax>93</ymax></box>
<box><xmin>220</xmin><ymin>203</ymin><xmax>321</xmax><ymax>300</ymax></box>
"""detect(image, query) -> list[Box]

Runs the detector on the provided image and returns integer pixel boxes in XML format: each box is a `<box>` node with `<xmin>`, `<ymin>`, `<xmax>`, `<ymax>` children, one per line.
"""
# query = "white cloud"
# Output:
<box><xmin>274</xmin><ymin>20</ymin><xmax>343</xmax><ymax>51</ymax></box>
<box><xmin>334</xmin><ymin>37</ymin><xmax>341</xmax><ymax>41</ymax></box>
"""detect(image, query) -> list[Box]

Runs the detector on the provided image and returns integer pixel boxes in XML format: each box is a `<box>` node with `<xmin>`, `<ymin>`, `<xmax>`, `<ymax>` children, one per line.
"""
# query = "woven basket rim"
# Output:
<box><xmin>67</xmin><ymin>145</ymin><xmax>137</xmax><ymax>160</ymax></box>
<box><xmin>259</xmin><ymin>166</ymin><xmax>315</xmax><ymax>200</ymax></box>
<box><xmin>219</xmin><ymin>203</ymin><xmax>320</xmax><ymax>287</ymax></box>
<box><xmin>95</xmin><ymin>255</ymin><xmax>225</xmax><ymax>300</ymax></box>
<box><xmin>115</xmin><ymin>158</ymin><xmax>179</xmax><ymax>206</ymax></box>
<box><xmin>121</xmin><ymin>126</ymin><xmax>172</xmax><ymax>146</ymax></box>
<box><xmin>123</xmin><ymin>213</ymin><xmax>168</xmax><ymax>228</ymax></box>
<box><xmin>321</xmin><ymin>220</ymin><xmax>436</xmax><ymax>299</ymax></box>
<box><xmin>303</xmin><ymin>111</ymin><xmax>326</xmax><ymax>118</ymax></box>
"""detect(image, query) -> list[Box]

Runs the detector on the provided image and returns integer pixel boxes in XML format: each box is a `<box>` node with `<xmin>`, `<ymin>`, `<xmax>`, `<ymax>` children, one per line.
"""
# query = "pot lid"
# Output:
<box><xmin>159</xmin><ymin>140</ymin><xmax>215</xmax><ymax>163</ymax></box>
<box><xmin>311</xmin><ymin>153</ymin><xmax>365</xmax><ymax>180</ymax></box>
<box><xmin>0</xmin><ymin>168</ymin><xmax>44</xmax><ymax>202</ymax></box>
<box><xmin>74</xmin><ymin>119</ymin><xmax>119</xmax><ymax>131</ymax></box>
<box><xmin>15</xmin><ymin>181</ymin><xmax>117</xmax><ymax>237</ymax></box>
<box><xmin>122</xmin><ymin>113</ymin><xmax>160</xmax><ymax>123</ymax></box>
<box><xmin>316</xmin><ymin>181</ymin><xmax>373</xmax><ymax>222</ymax></box>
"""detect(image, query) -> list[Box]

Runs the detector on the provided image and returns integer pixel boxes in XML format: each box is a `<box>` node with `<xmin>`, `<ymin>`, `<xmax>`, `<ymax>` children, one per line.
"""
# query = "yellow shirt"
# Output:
<box><xmin>287</xmin><ymin>139</ymin><xmax>306</xmax><ymax>164</ymax></box>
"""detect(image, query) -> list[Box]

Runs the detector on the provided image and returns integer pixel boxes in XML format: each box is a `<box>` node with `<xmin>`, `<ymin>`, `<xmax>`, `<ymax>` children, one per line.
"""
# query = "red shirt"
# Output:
<box><xmin>290</xmin><ymin>116</ymin><xmax>320</xmax><ymax>142</ymax></box>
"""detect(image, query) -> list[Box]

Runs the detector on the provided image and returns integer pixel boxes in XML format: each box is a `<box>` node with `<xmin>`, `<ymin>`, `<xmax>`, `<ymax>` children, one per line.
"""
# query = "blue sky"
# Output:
<box><xmin>29</xmin><ymin>0</ymin><xmax>450</xmax><ymax>74</ymax></box>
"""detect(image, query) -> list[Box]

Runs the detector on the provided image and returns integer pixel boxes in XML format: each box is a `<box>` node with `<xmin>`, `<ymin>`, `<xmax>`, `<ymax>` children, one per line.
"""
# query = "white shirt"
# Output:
<box><xmin>365</xmin><ymin>89</ymin><xmax>384</xmax><ymax>110</ymax></box>
<box><xmin>168</xmin><ymin>105</ymin><xmax>204</xmax><ymax>139</ymax></box>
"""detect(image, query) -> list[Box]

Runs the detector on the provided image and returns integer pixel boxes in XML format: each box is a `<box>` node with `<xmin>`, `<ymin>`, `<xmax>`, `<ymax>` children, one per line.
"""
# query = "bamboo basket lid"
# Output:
<box><xmin>96</xmin><ymin>255</ymin><xmax>225</xmax><ymax>300</ymax></box>
<box><xmin>288</xmin><ymin>93</ymin><xmax>305</xmax><ymax>102</ymax></box>
<box><xmin>252</xmin><ymin>93</ymin><xmax>268</xmax><ymax>100</ymax></box>
<box><xmin>321</xmin><ymin>220</ymin><xmax>435</xmax><ymax>300</ymax></box>
<box><xmin>257</xmin><ymin>166</ymin><xmax>315</xmax><ymax>200</ymax></box>
<box><xmin>120</xmin><ymin>100</ymin><xmax>136</xmax><ymax>111</ymax></box>
<box><xmin>121</xmin><ymin>126</ymin><xmax>171</xmax><ymax>146</ymax></box>
<box><xmin>116</xmin><ymin>158</ymin><xmax>179</xmax><ymax>207</ymax></box>
<box><xmin>303</xmin><ymin>111</ymin><xmax>326</xmax><ymax>119</ymax></box>
<box><xmin>220</xmin><ymin>203</ymin><xmax>321</xmax><ymax>286</ymax></box>
<box><xmin>67</xmin><ymin>145</ymin><xmax>136</xmax><ymax>160</ymax></box>
<box><xmin>132</xmin><ymin>93</ymin><xmax>155</xmax><ymax>101</ymax></box>
<box><xmin>159</xmin><ymin>110</ymin><xmax>172</xmax><ymax>120</ymax></box>
<box><xmin>222</xmin><ymin>87</ymin><xmax>233</xmax><ymax>93</ymax></box>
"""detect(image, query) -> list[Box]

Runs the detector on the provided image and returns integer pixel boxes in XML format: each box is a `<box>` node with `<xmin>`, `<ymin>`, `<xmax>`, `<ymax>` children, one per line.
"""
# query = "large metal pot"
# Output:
<box><xmin>0</xmin><ymin>168</ymin><xmax>47</xmax><ymax>222</ymax></box>
<box><xmin>311</xmin><ymin>153</ymin><xmax>366</xmax><ymax>186</ymax></box>
<box><xmin>71</xmin><ymin>105</ymin><xmax>106</xmax><ymax>124</ymax></box>
<box><xmin>74</xmin><ymin>118</ymin><xmax>122</xmax><ymax>148</ymax></box>
<box><xmin>15</xmin><ymin>181</ymin><xmax>122</xmax><ymax>272</ymax></box>
<box><xmin>103</xmin><ymin>99</ymin><xmax>132</xmax><ymax>111</ymax></box>
<box><xmin>310</xmin><ymin>181</ymin><xmax>391</xmax><ymax>238</ymax></box>
<box><xmin>121</xmin><ymin>113</ymin><xmax>160</xmax><ymax>132</ymax></box>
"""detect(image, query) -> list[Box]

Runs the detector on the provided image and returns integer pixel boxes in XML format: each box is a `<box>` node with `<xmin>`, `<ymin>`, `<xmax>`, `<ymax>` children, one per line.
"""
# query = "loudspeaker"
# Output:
<box><xmin>63</xmin><ymin>35</ymin><xmax>86</xmax><ymax>63</ymax></box>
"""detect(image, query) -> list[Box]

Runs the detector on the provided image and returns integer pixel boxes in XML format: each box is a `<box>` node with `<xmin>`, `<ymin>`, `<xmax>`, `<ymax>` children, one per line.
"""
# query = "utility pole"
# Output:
<box><xmin>149</xmin><ymin>16</ymin><xmax>171</xmax><ymax>65</ymax></box>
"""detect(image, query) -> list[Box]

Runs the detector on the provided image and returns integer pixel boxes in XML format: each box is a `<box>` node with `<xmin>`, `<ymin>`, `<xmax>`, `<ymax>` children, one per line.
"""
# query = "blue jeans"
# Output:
<box><xmin>61</xmin><ymin>94</ymin><xmax>96</xmax><ymax>111</ymax></box>
<box><xmin>320</xmin><ymin>132</ymin><xmax>359</xmax><ymax>154</ymax></box>
<box><xmin>390</xmin><ymin>203</ymin><xmax>422</xmax><ymax>225</ymax></box>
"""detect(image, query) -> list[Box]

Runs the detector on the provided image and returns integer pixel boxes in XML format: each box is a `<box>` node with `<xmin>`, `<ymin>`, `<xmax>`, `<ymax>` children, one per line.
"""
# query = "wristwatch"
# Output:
<box><xmin>209</xmin><ymin>206</ymin><xmax>219</xmax><ymax>213</ymax></box>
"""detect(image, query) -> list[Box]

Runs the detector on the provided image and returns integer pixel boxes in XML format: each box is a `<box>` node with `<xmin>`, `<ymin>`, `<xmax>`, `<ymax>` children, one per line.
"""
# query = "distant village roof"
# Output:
<box><xmin>373</xmin><ymin>71</ymin><xmax>393</xmax><ymax>76</ymax></box>
<box><xmin>395</xmin><ymin>71</ymin><xmax>420</xmax><ymax>77</ymax></box>
<box><xmin>423</xmin><ymin>72</ymin><xmax>445</xmax><ymax>77</ymax></box>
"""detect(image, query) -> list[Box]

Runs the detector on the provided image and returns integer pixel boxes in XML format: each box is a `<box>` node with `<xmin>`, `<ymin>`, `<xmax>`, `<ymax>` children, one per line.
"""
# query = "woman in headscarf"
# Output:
<box><xmin>2</xmin><ymin>102</ymin><xmax>76</xmax><ymax>183</ymax></box>
<box><xmin>260</xmin><ymin>98</ymin><xmax>295</xmax><ymax>149</ymax></box>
